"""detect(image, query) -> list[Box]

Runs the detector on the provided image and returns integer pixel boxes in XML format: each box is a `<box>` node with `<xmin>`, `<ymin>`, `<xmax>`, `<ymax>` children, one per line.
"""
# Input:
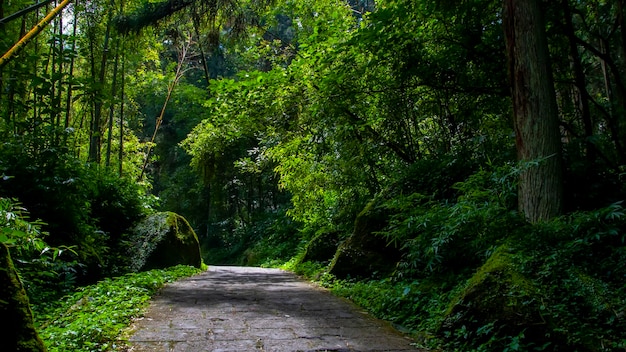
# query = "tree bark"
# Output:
<box><xmin>0</xmin><ymin>244</ymin><xmax>47</xmax><ymax>352</ymax></box>
<box><xmin>503</xmin><ymin>0</ymin><xmax>563</xmax><ymax>222</ymax></box>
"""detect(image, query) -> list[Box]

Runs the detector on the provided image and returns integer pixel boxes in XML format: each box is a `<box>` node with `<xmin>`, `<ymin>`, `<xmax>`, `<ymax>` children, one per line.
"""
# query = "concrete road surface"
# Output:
<box><xmin>128</xmin><ymin>266</ymin><xmax>422</xmax><ymax>352</ymax></box>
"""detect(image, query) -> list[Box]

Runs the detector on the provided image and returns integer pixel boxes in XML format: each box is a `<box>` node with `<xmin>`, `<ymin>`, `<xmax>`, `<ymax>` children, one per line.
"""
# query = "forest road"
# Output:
<box><xmin>127</xmin><ymin>266</ymin><xmax>422</xmax><ymax>352</ymax></box>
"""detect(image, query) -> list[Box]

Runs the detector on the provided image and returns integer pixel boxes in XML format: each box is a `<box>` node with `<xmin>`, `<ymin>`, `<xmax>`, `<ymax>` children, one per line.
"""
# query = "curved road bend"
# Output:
<box><xmin>128</xmin><ymin>266</ymin><xmax>422</xmax><ymax>352</ymax></box>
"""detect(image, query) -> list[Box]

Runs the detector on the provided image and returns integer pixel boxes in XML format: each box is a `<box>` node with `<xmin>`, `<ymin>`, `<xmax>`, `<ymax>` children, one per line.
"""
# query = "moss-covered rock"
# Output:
<box><xmin>129</xmin><ymin>212</ymin><xmax>202</xmax><ymax>271</ymax></box>
<box><xmin>440</xmin><ymin>245</ymin><xmax>544</xmax><ymax>345</ymax></box>
<box><xmin>302</xmin><ymin>231</ymin><xmax>342</xmax><ymax>264</ymax></box>
<box><xmin>0</xmin><ymin>243</ymin><xmax>47</xmax><ymax>352</ymax></box>
<box><xmin>328</xmin><ymin>199</ymin><xmax>401</xmax><ymax>279</ymax></box>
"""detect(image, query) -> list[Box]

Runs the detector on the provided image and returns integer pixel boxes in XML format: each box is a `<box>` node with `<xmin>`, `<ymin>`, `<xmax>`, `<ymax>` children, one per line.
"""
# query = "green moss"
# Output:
<box><xmin>301</xmin><ymin>231</ymin><xmax>341</xmax><ymax>263</ymax></box>
<box><xmin>328</xmin><ymin>197</ymin><xmax>401</xmax><ymax>279</ymax></box>
<box><xmin>441</xmin><ymin>244</ymin><xmax>543</xmax><ymax>346</ymax></box>
<box><xmin>446</xmin><ymin>245</ymin><xmax>537</xmax><ymax>315</ymax></box>
<box><xmin>0</xmin><ymin>243</ymin><xmax>47</xmax><ymax>352</ymax></box>
<box><xmin>130</xmin><ymin>212</ymin><xmax>202</xmax><ymax>271</ymax></box>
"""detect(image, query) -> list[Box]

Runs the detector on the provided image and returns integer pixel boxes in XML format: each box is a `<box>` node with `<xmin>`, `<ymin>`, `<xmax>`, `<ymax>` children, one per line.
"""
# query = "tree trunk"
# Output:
<box><xmin>88</xmin><ymin>12</ymin><xmax>112</xmax><ymax>164</ymax></box>
<box><xmin>106</xmin><ymin>38</ymin><xmax>120</xmax><ymax>168</ymax></box>
<box><xmin>562</xmin><ymin>0</ymin><xmax>594</xmax><ymax>162</ymax></box>
<box><xmin>119</xmin><ymin>51</ymin><xmax>125</xmax><ymax>176</ymax></box>
<box><xmin>503</xmin><ymin>0</ymin><xmax>563</xmax><ymax>222</ymax></box>
<box><xmin>0</xmin><ymin>244</ymin><xmax>47</xmax><ymax>352</ymax></box>
<box><xmin>64</xmin><ymin>6</ymin><xmax>78</xmax><ymax>131</ymax></box>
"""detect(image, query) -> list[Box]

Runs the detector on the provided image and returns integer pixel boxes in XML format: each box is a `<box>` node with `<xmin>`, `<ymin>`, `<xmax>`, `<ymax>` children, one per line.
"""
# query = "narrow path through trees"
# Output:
<box><xmin>128</xmin><ymin>266</ymin><xmax>420</xmax><ymax>352</ymax></box>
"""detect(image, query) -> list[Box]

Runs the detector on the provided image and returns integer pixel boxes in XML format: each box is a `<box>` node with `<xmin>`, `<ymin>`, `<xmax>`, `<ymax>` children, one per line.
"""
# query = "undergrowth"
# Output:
<box><xmin>284</xmin><ymin>164</ymin><xmax>626</xmax><ymax>351</ymax></box>
<box><xmin>34</xmin><ymin>265</ymin><xmax>204</xmax><ymax>352</ymax></box>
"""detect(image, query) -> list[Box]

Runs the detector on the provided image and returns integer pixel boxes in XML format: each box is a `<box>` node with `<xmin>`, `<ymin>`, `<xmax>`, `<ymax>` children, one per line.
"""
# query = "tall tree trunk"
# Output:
<box><xmin>619</xmin><ymin>0</ymin><xmax>626</xmax><ymax>63</ymax></box>
<box><xmin>0</xmin><ymin>244</ymin><xmax>47</xmax><ymax>352</ymax></box>
<box><xmin>106</xmin><ymin>38</ymin><xmax>120</xmax><ymax>168</ymax></box>
<box><xmin>88</xmin><ymin>11</ymin><xmax>112</xmax><ymax>164</ymax></box>
<box><xmin>64</xmin><ymin>6</ymin><xmax>78</xmax><ymax>131</ymax></box>
<box><xmin>0</xmin><ymin>0</ymin><xmax>4</xmax><ymax>107</ymax></box>
<box><xmin>87</xmin><ymin>21</ymin><xmax>97</xmax><ymax>162</ymax></box>
<box><xmin>562</xmin><ymin>0</ymin><xmax>594</xmax><ymax>162</ymax></box>
<box><xmin>54</xmin><ymin>3</ymin><xmax>63</xmax><ymax>132</ymax></box>
<box><xmin>119</xmin><ymin>51</ymin><xmax>125</xmax><ymax>176</ymax></box>
<box><xmin>503</xmin><ymin>0</ymin><xmax>563</xmax><ymax>222</ymax></box>
<box><xmin>597</xmin><ymin>38</ymin><xmax>626</xmax><ymax>164</ymax></box>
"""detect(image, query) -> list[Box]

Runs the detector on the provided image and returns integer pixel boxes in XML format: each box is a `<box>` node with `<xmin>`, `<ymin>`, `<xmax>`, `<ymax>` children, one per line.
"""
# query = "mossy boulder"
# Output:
<box><xmin>440</xmin><ymin>245</ymin><xmax>544</xmax><ymax>344</ymax></box>
<box><xmin>0</xmin><ymin>243</ymin><xmax>47</xmax><ymax>352</ymax></box>
<box><xmin>130</xmin><ymin>212</ymin><xmax>202</xmax><ymax>271</ymax></box>
<box><xmin>302</xmin><ymin>231</ymin><xmax>342</xmax><ymax>264</ymax></box>
<box><xmin>328</xmin><ymin>199</ymin><xmax>401</xmax><ymax>279</ymax></box>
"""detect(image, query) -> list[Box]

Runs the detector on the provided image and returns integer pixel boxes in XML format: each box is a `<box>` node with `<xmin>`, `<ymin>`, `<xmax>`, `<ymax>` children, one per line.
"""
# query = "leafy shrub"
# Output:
<box><xmin>0</xmin><ymin>136</ymin><xmax>154</xmax><ymax>280</ymax></box>
<box><xmin>202</xmin><ymin>206</ymin><xmax>301</xmax><ymax>266</ymax></box>
<box><xmin>0</xmin><ymin>197</ymin><xmax>80</xmax><ymax>304</ymax></box>
<box><xmin>0</xmin><ymin>197</ymin><xmax>49</xmax><ymax>255</ymax></box>
<box><xmin>380</xmin><ymin>163</ymin><xmax>522</xmax><ymax>277</ymax></box>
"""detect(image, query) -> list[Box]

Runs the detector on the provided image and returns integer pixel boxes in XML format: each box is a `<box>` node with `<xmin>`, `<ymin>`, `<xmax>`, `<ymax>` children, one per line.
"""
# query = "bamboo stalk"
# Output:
<box><xmin>0</xmin><ymin>0</ymin><xmax>72</xmax><ymax>70</ymax></box>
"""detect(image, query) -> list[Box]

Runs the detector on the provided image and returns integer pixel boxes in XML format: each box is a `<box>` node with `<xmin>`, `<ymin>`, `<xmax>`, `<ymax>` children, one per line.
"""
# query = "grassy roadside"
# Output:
<box><xmin>33</xmin><ymin>265</ymin><xmax>205</xmax><ymax>352</ymax></box>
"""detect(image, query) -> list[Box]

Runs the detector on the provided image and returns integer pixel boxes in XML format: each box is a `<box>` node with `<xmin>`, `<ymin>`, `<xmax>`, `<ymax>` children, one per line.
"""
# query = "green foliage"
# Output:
<box><xmin>330</xmin><ymin>277</ymin><xmax>449</xmax><ymax>349</ymax></box>
<box><xmin>0</xmin><ymin>197</ymin><xmax>81</xmax><ymax>304</ymax></box>
<box><xmin>0</xmin><ymin>135</ymin><xmax>153</xmax><ymax>281</ymax></box>
<box><xmin>380</xmin><ymin>163</ymin><xmax>522</xmax><ymax>276</ymax></box>
<box><xmin>286</xmin><ymin>163</ymin><xmax>626</xmax><ymax>351</ymax></box>
<box><xmin>201</xmin><ymin>206</ymin><xmax>301</xmax><ymax>266</ymax></box>
<box><xmin>0</xmin><ymin>198</ymin><xmax>49</xmax><ymax>254</ymax></box>
<box><xmin>241</xmin><ymin>219</ymin><xmax>303</xmax><ymax>267</ymax></box>
<box><xmin>35</xmin><ymin>265</ymin><xmax>203</xmax><ymax>352</ymax></box>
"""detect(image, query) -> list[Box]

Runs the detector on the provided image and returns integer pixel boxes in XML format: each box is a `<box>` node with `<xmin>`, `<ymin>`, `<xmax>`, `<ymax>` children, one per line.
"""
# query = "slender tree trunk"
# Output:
<box><xmin>597</xmin><ymin>38</ymin><xmax>626</xmax><ymax>164</ymax></box>
<box><xmin>55</xmin><ymin>3</ymin><xmax>63</xmax><ymax>132</ymax></box>
<box><xmin>619</xmin><ymin>0</ymin><xmax>626</xmax><ymax>63</ymax></box>
<box><xmin>88</xmin><ymin>17</ymin><xmax>112</xmax><ymax>164</ymax></box>
<box><xmin>503</xmin><ymin>0</ymin><xmax>564</xmax><ymax>222</ymax></box>
<box><xmin>118</xmin><ymin>50</ymin><xmax>126</xmax><ymax>176</ymax></box>
<box><xmin>562</xmin><ymin>0</ymin><xmax>594</xmax><ymax>162</ymax></box>
<box><xmin>0</xmin><ymin>0</ymin><xmax>4</xmax><ymax>29</ymax></box>
<box><xmin>0</xmin><ymin>0</ymin><xmax>4</xmax><ymax>107</ymax></box>
<box><xmin>32</xmin><ymin>8</ymin><xmax>41</xmax><ymax>150</ymax></box>
<box><xmin>88</xmin><ymin>21</ymin><xmax>97</xmax><ymax>161</ymax></box>
<box><xmin>64</xmin><ymin>6</ymin><xmax>78</xmax><ymax>131</ymax></box>
<box><xmin>106</xmin><ymin>38</ymin><xmax>120</xmax><ymax>168</ymax></box>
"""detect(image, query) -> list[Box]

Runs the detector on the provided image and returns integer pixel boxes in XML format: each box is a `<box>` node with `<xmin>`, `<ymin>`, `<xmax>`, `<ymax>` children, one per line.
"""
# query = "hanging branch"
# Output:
<box><xmin>138</xmin><ymin>34</ymin><xmax>193</xmax><ymax>181</ymax></box>
<box><xmin>0</xmin><ymin>0</ymin><xmax>72</xmax><ymax>70</ymax></box>
<box><xmin>192</xmin><ymin>8</ymin><xmax>211</xmax><ymax>88</ymax></box>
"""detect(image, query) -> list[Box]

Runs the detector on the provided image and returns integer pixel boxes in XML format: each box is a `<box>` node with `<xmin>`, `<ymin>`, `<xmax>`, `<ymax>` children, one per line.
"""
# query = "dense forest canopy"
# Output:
<box><xmin>2</xmin><ymin>0</ymin><xmax>626</xmax><ymax>350</ymax></box>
